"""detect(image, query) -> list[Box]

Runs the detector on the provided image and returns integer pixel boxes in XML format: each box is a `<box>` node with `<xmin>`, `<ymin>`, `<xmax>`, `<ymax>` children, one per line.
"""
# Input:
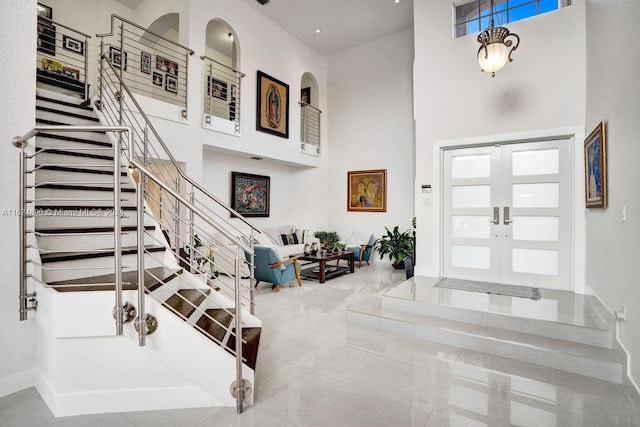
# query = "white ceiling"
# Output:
<box><xmin>240</xmin><ymin>0</ymin><xmax>414</xmax><ymax>55</ymax></box>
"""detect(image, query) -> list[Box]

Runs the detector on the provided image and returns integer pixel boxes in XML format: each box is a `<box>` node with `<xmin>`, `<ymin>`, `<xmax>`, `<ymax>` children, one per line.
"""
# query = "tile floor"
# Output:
<box><xmin>1</xmin><ymin>264</ymin><xmax>639</xmax><ymax>426</ymax></box>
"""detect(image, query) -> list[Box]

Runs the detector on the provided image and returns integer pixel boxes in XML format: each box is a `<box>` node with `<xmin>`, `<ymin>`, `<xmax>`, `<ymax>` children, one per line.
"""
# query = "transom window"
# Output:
<box><xmin>454</xmin><ymin>0</ymin><xmax>571</xmax><ymax>38</ymax></box>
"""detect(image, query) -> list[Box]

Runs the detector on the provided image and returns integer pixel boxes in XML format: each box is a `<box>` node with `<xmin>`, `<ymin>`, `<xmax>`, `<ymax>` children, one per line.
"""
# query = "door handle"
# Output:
<box><xmin>504</xmin><ymin>207</ymin><xmax>514</xmax><ymax>225</ymax></box>
<box><xmin>489</xmin><ymin>207</ymin><xmax>499</xmax><ymax>225</ymax></box>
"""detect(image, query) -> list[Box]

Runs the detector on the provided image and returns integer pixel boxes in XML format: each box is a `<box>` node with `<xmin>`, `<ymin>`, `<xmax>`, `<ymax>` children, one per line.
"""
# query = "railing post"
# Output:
<box><xmin>234</xmin><ymin>247</ymin><xmax>244</xmax><ymax>413</ymax></box>
<box><xmin>137</xmin><ymin>167</ymin><xmax>146</xmax><ymax>346</ymax></box>
<box><xmin>189</xmin><ymin>187</ymin><xmax>195</xmax><ymax>270</ymax></box>
<box><xmin>249</xmin><ymin>229</ymin><xmax>255</xmax><ymax>315</ymax></box>
<box><xmin>208</xmin><ymin>61</ymin><xmax>213</xmax><ymax>122</ymax></box>
<box><xmin>14</xmin><ymin>137</ymin><xmax>28</xmax><ymax>321</ymax></box>
<box><xmin>98</xmin><ymin>39</ymin><xmax>104</xmax><ymax>107</ymax></box>
<box><xmin>174</xmin><ymin>176</ymin><xmax>180</xmax><ymax>250</ymax></box>
<box><xmin>114</xmin><ymin>131</ymin><xmax>123</xmax><ymax>335</ymax></box>
<box><xmin>183</xmin><ymin>50</ymin><xmax>190</xmax><ymax>119</ymax></box>
<box><xmin>84</xmin><ymin>35</ymin><xmax>90</xmax><ymax>100</ymax></box>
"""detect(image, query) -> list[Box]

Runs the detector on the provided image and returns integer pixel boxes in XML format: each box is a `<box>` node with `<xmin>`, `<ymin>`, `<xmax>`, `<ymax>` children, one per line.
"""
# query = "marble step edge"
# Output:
<box><xmin>348</xmin><ymin>297</ymin><xmax>624</xmax><ymax>384</ymax></box>
<box><xmin>381</xmin><ymin>293</ymin><xmax>613</xmax><ymax>349</ymax></box>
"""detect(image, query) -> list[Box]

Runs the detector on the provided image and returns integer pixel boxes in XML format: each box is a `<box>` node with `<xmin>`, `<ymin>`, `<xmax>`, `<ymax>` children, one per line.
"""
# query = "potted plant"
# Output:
<box><xmin>313</xmin><ymin>231</ymin><xmax>340</xmax><ymax>251</ymax></box>
<box><xmin>374</xmin><ymin>225</ymin><xmax>414</xmax><ymax>269</ymax></box>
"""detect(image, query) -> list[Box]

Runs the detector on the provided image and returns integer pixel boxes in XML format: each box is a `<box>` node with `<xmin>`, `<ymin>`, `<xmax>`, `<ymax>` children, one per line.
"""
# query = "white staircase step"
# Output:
<box><xmin>35</xmin><ymin>149</ymin><xmax>115</xmax><ymax>167</ymax></box>
<box><xmin>35</xmin><ymin>166</ymin><xmax>129</xmax><ymax>185</ymax></box>
<box><xmin>35</xmin><ymin>226</ymin><xmax>157</xmax><ymax>251</ymax></box>
<box><xmin>34</xmin><ymin>206</ymin><xmax>139</xmax><ymax>229</ymax></box>
<box><xmin>347</xmin><ymin>297</ymin><xmax>624</xmax><ymax>383</ymax></box>
<box><xmin>36</xmin><ymin>107</ymin><xmax>100</xmax><ymax>127</ymax></box>
<box><xmin>36</xmin><ymin>133</ymin><xmax>112</xmax><ymax>149</ymax></box>
<box><xmin>34</xmin><ymin>185</ymin><xmax>136</xmax><ymax>207</ymax></box>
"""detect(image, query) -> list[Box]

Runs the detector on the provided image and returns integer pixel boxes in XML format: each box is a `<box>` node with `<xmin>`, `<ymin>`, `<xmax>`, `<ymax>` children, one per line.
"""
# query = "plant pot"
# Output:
<box><xmin>391</xmin><ymin>260</ymin><xmax>405</xmax><ymax>270</ymax></box>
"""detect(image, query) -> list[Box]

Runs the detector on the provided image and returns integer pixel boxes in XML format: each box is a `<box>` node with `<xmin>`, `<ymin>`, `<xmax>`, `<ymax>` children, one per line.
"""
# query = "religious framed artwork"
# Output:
<box><xmin>347</xmin><ymin>169</ymin><xmax>387</xmax><ymax>212</ymax></box>
<box><xmin>230</xmin><ymin>172</ymin><xmax>270</xmax><ymax>217</ymax></box>
<box><xmin>62</xmin><ymin>35</ymin><xmax>84</xmax><ymax>55</ymax></box>
<box><xmin>140</xmin><ymin>51</ymin><xmax>151</xmax><ymax>74</ymax></box>
<box><xmin>584</xmin><ymin>120</ymin><xmax>607</xmax><ymax>208</ymax></box>
<box><xmin>256</xmin><ymin>70</ymin><xmax>289</xmax><ymax>139</ymax></box>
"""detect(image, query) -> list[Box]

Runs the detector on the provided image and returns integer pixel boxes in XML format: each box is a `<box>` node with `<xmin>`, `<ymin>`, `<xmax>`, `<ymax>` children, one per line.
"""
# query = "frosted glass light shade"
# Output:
<box><xmin>478</xmin><ymin>42</ymin><xmax>509</xmax><ymax>74</ymax></box>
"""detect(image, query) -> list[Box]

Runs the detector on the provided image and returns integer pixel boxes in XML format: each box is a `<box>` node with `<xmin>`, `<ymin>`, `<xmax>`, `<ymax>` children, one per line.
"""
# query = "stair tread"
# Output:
<box><xmin>36</xmin><ymin>183</ymin><xmax>135</xmax><ymax>193</ymax></box>
<box><xmin>350</xmin><ymin>297</ymin><xmax>624</xmax><ymax>364</ymax></box>
<box><xmin>36</xmin><ymin>148</ymin><xmax>114</xmax><ymax>161</ymax></box>
<box><xmin>41</xmin><ymin>245</ymin><xmax>166</xmax><ymax>263</ymax></box>
<box><xmin>164</xmin><ymin>289</ymin><xmax>211</xmax><ymax>319</ymax></box>
<box><xmin>226</xmin><ymin>326</ymin><xmax>261</xmax><ymax>371</ymax></box>
<box><xmin>36</xmin><ymin>225</ymin><xmax>154</xmax><ymax>234</ymax></box>
<box><xmin>34</xmin><ymin>205</ymin><xmax>137</xmax><ymax>211</ymax></box>
<box><xmin>37</xmin><ymin>132</ymin><xmax>112</xmax><ymax>148</ymax></box>
<box><xmin>36</xmin><ymin>105</ymin><xmax>99</xmax><ymax>122</ymax></box>
<box><xmin>36</xmin><ymin>95</ymin><xmax>94</xmax><ymax>111</ymax></box>
<box><xmin>36</xmin><ymin>165</ymin><xmax>128</xmax><ymax>177</ymax></box>
<box><xmin>48</xmin><ymin>267</ymin><xmax>182</xmax><ymax>292</ymax></box>
<box><xmin>37</xmin><ymin>118</ymin><xmax>107</xmax><ymax>133</ymax></box>
<box><xmin>196</xmin><ymin>308</ymin><xmax>236</xmax><ymax>343</ymax></box>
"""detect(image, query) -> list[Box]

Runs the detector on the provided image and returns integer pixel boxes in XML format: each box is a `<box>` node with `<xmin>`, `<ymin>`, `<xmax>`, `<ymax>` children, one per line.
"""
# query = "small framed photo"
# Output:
<box><xmin>62</xmin><ymin>66</ymin><xmax>80</xmax><ymax>80</ymax></box>
<box><xmin>347</xmin><ymin>169</ymin><xmax>387</xmax><ymax>212</ymax></box>
<box><xmin>207</xmin><ymin>77</ymin><xmax>227</xmax><ymax>100</ymax></box>
<box><xmin>62</xmin><ymin>35</ymin><xmax>84</xmax><ymax>55</ymax></box>
<box><xmin>37</xmin><ymin>3</ymin><xmax>52</xmax><ymax>19</ymax></box>
<box><xmin>42</xmin><ymin>57</ymin><xmax>62</xmax><ymax>73</ymax></box>
<box><xmin>109</xmin><ymin>46</ymin><xmax>127</xmax><ymax>71</ymax></box>
<box><xmin>231</xmin><ymin>172</ymin><xmax>270</xmax><ymax>217</ymax></box>
<box><xmin>156</xmin><ymin>55</ymin><xmax>178</xmax><ymax>76</ymax></box>
<box><xmin>140</xmin><ymin>51</ymin><xmax>151</xmax><ymax>74</ymax></box>
<box><xmin>301</xmin><ymin>87</ymin><xmax>311</xmax><ymax>104</ymax></box>
<box><xmin>37</xmin><ymin>22</ymin><xmax>56</xmax><ymax>56</ymax></box>
<box><xmin>165</xmin><ymin>74</ymin><xmax>178</xmax><ymax>94</ymax></box>
<box><xmin>584</xmin><ymin>120</ymin><xmax>607</xmax><ymax>208</ymax></box>
<box><xmin>152</xmin><ymin>71</ymin><xmax>163</xmax><ymax>86</ymax></box>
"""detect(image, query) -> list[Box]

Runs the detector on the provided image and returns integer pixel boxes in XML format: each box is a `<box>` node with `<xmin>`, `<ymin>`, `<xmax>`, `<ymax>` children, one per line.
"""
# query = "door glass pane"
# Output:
<box><xmin>452</xmin><ymin>245</ymin><xmax>490</xmax><ymax>269</ymax></box>
<box><xmin>452</xmin><ymin>185</ymin><xmax>490</xmax><ymax>208</ymax></box>
<box><xmin>452</xmin><ymin>154</ymin><xmax>491</xmax><ymax>179</ymax></box>
<box><xmin>452</xmin><ymin>216</ymin><xmax>491</xmax><ymax>239</ymax></box>
<box><xmin>512</xmin><ymin>248</ymin><xmax>558</xmax><ymax>276</ymax></box>
<box><xmin>512</xmin><ymin>183</ymin><xmax>559</xmax><ymax>208</ymax></box>
<box><xmin>513</xmin><ymin>217</ymin><xmax>559</xmax><ymax>241</ymax></box>
<box><xmin>512</xmin><ymin>149</ymin><xmax>559</xmax><ymax>176</ymax></box>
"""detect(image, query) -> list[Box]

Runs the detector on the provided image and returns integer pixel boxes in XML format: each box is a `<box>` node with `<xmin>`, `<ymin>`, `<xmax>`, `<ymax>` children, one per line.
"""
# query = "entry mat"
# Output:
<box><xmin>434</xmin><ymin>278</ymin><xmax>541</xmax><ymax>300</ymax></box>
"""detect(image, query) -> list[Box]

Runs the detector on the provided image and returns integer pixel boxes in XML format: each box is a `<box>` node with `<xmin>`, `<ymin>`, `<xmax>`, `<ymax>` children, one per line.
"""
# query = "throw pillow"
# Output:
<box><xmin>280</xmin><ymin>233</ymin><xmax>298</xmax><ymax>245</ymax></box>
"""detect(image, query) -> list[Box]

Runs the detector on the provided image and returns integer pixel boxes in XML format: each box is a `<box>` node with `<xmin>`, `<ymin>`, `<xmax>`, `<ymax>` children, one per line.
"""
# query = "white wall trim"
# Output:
<box><xmin>0</xmin><ymin>368</ymin><xmax>35</xmax><ymax>399</ymax></box>
<box><xmin>432</xmin><ymin>126</ymin><xmax>586</xmax><ymax>292</ymax></box>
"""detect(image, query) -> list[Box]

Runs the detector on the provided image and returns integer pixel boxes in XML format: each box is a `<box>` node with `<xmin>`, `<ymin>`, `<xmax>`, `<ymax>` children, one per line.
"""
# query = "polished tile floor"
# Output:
<box><xmin>1</xmin><ymin>264</ymin><xmax>639</xmax><ymax>426</ymax></box>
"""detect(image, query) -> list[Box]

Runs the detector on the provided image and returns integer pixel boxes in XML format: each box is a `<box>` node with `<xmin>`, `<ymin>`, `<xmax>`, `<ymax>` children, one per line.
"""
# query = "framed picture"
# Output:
<box><xmin>140</xmin><ymin>51</ymin><xmax>151</xmax><ymax>74</ymax></box>
<box><xmin>152</xmin><ymin>71</ymin><xmax>163</xmax><ymax>86</ymax></box>
<box><xmin>584</xmin><ymin>121</ymin><xmax>607</xmax><ymax>208</ymax></box>
<box><xmin>37</xmin><ymin>3</ymin><xmax>52</xmax><ymax>19</ymax></box>
<box><xmin>231</xmin><ymin>172</ymin><xmax>270</xmax><ymax>217</ymax></box>
<box><xmin>156</xmin><ymin>55</ymin><xmax>178</xmax><ymax>76</ymax></box>
<box><xmin>256</xmin><ymin>70</ymin><xmax>289</xmax><ymax>139</ymax></box>
<box><xmin>207</xmin><ymin>77</ymin><xmax>227</xmax><ymax>100</ymax></box>
<box><xmin>37</xmin><ymin>22</ymin><xmax>56</xmax><ymax>56</ymax></box>
<box><xmin>347</xmin><ymin>169</ymin><xmax>387</xmax><ymax>212</ymax></box>
<box><xmin>62</xmin><ymin>66</ymin><xmax>80</xmax><ymax>80</ymax></box>
<box><xmin>165</xmin><ymin>74</ymin><xmax>178</xmax><ymax>94</ymax></box>
<box><xmin>62</xmin><ymin>35</ymin><xmax>84</xmax><ymax>55</ymax></box>
<box><xmin>42</xmin><ymin>57</ymin><xmax>62</xmax><ymax>73</ymax></box>
<box><xmin>109</xmin><ymin>46</ymin><xmax>127</xmax><ymax>71</ymax></box>
<box><xmin>301</xmin><ymin>87</ymin><xmax>311</xmax><ymax>104</ymax></box>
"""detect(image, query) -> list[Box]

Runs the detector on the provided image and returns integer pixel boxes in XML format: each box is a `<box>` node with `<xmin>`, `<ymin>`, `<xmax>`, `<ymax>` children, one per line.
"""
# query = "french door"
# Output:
<box><xmin>442</xmin><ymin>139</ymin><xmax>571</xmax><ymax>290</ymax></box>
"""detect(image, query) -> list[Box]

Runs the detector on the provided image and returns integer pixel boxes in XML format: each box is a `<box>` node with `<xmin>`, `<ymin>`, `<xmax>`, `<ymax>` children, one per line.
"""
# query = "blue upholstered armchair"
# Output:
<box><xmin>347</xmin><ymin>234</ymin><xmax>375</xmax><ymax>268</ymax></box>
<box><xmin>250</xmin><ymin>245</ymin><xmax>301</xmax><ymax>292</ymax></box>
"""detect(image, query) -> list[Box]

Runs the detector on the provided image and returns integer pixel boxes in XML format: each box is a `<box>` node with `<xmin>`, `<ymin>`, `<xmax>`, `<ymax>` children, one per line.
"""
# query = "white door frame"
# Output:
<box><xmin>430</xmin><ymin>127</ymin><xmax>587</xmax><ymax>293</ymax></box>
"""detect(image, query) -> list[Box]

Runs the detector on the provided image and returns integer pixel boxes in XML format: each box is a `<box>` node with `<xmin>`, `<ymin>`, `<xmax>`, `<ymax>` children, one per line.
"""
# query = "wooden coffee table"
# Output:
<box><xmin>299</xmin><ymin>251</ymin><xmax>354</xmax><ymax>283</ymax></box>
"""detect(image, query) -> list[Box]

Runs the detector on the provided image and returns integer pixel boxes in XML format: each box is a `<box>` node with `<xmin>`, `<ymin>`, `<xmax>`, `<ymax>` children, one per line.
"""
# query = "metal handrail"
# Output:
<box><xmin>299</xmin><ymin>101</ymin><xmax>321</xmax><ymax>113</ymax></box>
<box><xmin>199</xmin><ymin>55</ymin><xmax>245</xmax><ymax>77</ymax></box>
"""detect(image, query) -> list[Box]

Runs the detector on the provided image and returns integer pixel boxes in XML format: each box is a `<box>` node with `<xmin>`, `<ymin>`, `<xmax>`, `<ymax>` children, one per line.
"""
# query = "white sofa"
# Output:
<box><xmin>259</xmin><ymin>225</ymin><xmax>315</xmax><ymax>258</ymax></box>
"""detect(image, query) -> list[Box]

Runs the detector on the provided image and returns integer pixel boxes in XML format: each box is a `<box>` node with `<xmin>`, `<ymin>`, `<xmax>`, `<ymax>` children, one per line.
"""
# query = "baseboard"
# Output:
<box><xmin>624</xmin><ymin>373</ymin><xmax>640</xmax><ymax>412</ymax></box>
<box><xmin>0</xmin><ymin>368</ymin><xmax>35</xmax><ymax>398</ymax></box>
<box><xmin>35</xmin><ymin>369</ymin><xmax>222</xmax><ymax>417</ymax></box>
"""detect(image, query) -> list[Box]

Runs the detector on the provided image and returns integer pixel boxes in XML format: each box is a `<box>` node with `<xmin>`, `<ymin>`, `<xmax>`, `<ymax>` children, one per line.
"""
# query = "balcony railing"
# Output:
<box><xmin>300</xmin><ymin>102</ymin><xmax>321</xmax><ymax>155</ymax></box>
<box><xmin>201</xmin><ymin>55</ymin><xmax>245</xmax><ymax>134</ymax></box>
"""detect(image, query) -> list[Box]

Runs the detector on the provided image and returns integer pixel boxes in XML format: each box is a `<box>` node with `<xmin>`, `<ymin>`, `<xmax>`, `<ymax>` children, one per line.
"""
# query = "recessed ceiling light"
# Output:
<box><xmin>394</xmin><ymin>0</ymin><xmax>400</xmax><ymax>3</ymax></box>
<box><xmin>315</xmin><ymin>29</ymin><xmax>321</xmax><ymax>34</ymax></box>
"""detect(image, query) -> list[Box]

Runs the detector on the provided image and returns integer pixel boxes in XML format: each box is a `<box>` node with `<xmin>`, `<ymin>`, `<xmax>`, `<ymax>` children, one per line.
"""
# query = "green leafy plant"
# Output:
<box><xmin>374</xmin><ymin>225</ymin><xmax>414</xmax><ymax>268</ymax></box>
<box><xmin>313</xmin><ymin>231</ymin><xmax>341</xmax><ymax>250</ymax></box>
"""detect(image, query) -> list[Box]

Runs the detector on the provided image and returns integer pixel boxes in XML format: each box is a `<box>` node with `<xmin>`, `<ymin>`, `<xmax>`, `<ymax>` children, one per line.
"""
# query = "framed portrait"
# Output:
<box><xmin>584</xmin><ymin>120</ymin><xmax>607</xmax><ymax>208</ymax></box>
<box><xmin>42</xmin><ymin>57</ymin><xmax>62</xmax><ymax>73</ymax></box>
<box><xmin>62</xmin><ymin>35</ymin><xmax>84</xmax><ymax>55</ymax></box>
<box><xmin>37</xmin><ymin>22</ymin><xmax>56</xmax><ymax>56</ymax></box>
<box><xmin>347</xmin><ymin>169</ymin><xmax>387</xmax><ymax>212</ymax></box>
<box><xmin>156</xmin><ymin>55</ymin><xmax>178</xmax><ymax>76</ymax></box>
<box><xmin>109</xmin><ymin>46</ymin><xmax>127</xmax><ymax>71</ymax></box>
<box><xmin>152</xmin><ymin>71</ymin><xmax>163</xmax><ymax>86</ymax></box>
<box><xmin>256</xmin><ymin>70</ymin><xmax>289</xmax><ymax>139</ymax></box>
<box><xmin>207</xmin><ymin>77</ymin><xmax>228</xmax><ymax>100</ymax></box>
<box><xmin>231</xmin><ymin>172</ymin><xmax>270</xmax><ymax>217</ymax></box>
<box><xmin>62</xmin><ymin>66</ymin><xmax>80</xmax><ymax>80</ymax></box>
<box><xmin>140</xmin><ymin>51</ymin><xmax>151</xmax><ymax>74</ymax></box>
<box><xmin>301</xmin><ymin>87</ymin><xmax>311</xmax><ymax>104</ymax></box>
<box><xmin>165</xmin><ymin>74</ymin><xmax>178</xmax><ymax>94</ymax></box>
<box><xmin>37</xmin><ymin>3</ymin><xmax>52</xmax><ymax>19</ymax></box>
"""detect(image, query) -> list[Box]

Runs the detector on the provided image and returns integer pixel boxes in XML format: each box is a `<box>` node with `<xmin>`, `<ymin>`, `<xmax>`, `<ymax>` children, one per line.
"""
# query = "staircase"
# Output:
<box><xmin>348</xmin><ymin>276</ymin><xmax>626</xmax><ymax>384</ymax></box>
<box><xmin>28</xmin><ymin>90</ymin><xmax>261</xmax><ymax>415</ymax></box>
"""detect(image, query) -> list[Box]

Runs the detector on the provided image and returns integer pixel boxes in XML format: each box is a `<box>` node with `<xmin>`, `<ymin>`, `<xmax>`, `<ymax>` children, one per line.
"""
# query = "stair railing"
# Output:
<box><xmin>97</xmin><ymin>55</ymin><xmax>260</xmax><ymax>412</ymax></box>
<box><xmin>300</xmin><ymin>101</ymin><xmax>321</xmax><ymax>156</ymax></box>
<box><xmin>201</xmin><ymin>56</ymin><xmax>245</xmax><ymax>133</ymax></box>
<box><xmin>96</xmin><ymin>14</ymin><xmax>194</xmax><ymax>118</ymax></box>
<box><xmin>12</xmin><ymin>125</ymin><xmax>133</xmax><ymax>335</ymax></box>
<box><xmin>37</xmin><ymin>16</ymin><xmax>91</xmax><ymax>99</ymax></box>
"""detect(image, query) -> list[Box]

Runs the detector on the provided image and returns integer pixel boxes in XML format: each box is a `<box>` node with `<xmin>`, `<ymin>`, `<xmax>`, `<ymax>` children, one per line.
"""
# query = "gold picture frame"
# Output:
<box><xmin>584</xmin><ymin>121</ymin><xmax>607</xmax><ymax>208</ymax></box>
<box><xmin>347</xmin><ymin>169</ymin><xmax>387</xmax><ymax>212</ymax></box>
<box><xmin>256</xmin><ymin>70</ymin><xmax>289</xmax><ymax>139</ymax></box>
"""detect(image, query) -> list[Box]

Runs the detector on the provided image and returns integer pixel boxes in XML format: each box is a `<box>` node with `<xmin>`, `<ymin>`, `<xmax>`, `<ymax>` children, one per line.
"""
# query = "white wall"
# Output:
<box><xmin>584</xmin><ymin>0</ymin><xmax>640</xmax><ymax>391</ymax></box>
<box><xmin>0</xmin><ymin>0</ymin><xmax>37</xmax><ymax>397</ymax></box>
<box><xmin>327</xmin><ymin>29</ymin><xmax>415</xmax><ymax>247</ymax></box>
<box><xmin>413</xmin><ymin>1</ymin><xmax>586</xmax><ymax>276</ymax></box>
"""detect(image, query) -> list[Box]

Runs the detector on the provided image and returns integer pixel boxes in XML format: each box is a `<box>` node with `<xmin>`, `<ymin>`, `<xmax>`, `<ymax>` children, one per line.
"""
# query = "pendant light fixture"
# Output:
<box><xmin>477</xmin><ymin>0</ymin><xmax>520</xmax><ymax>77</ymax></box>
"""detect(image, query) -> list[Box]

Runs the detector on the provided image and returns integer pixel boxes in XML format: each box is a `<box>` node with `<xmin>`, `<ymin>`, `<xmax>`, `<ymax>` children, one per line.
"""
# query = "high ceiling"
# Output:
<box><xmin>241</xmin><ymin>0</ymin><xmax>414</xmax><ymax>55</ymax></box>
